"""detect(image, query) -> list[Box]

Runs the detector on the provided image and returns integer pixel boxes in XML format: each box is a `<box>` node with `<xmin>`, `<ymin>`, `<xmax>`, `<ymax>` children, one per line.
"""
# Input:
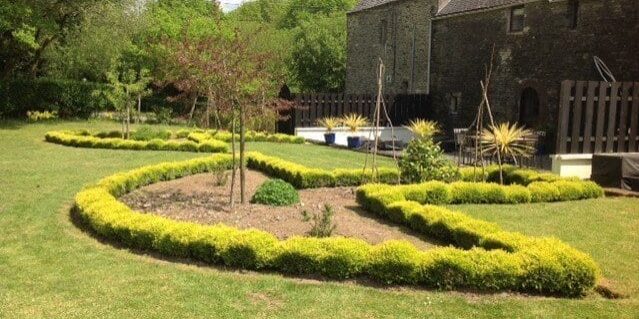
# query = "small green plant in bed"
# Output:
<box><xmin>302</xmin><ymin>204</ymin><xmax>337</xmax><ymax>238</ymax></box>
<box><xmin>130</xmin><ymin>126</ymin><xmax>172</xmax><ymax>141</ymax></box>
<box><xmin>399</xmin><ymin>119</ymin><xmax>460</xmax><ymax>183</ymax></box>
<box><xmin>251</xmin><ymin>179</ymin><xmax>300</xmax><ymax>206</ymax></box>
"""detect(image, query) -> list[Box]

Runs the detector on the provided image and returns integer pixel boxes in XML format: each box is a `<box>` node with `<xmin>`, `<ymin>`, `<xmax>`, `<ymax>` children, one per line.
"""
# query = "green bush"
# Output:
<box><xmin>399</xmin><ymin>138</ymin><xmax>460</xmax><ymax>183</ymax></box>
<box><xmin>94</xmin><ymin>130</ymin><xmax>123</xmax><ymax>138</ymax></box>
<box><xmin>130</xmin><ymin>126</ymin><xmax>172</xmax><ymax>141</ymax></box>
<box><xmin>251</xmin><ymin>179</ymin><xmax>300</xmax><ymax>206</ymax></box>
<box><xmin>0</xmin><ymin>78</ymin><xmax>111</xmax><ymax>118</ymax></box>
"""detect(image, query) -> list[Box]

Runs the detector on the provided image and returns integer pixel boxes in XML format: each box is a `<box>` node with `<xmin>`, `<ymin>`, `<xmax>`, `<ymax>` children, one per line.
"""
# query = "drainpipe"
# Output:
<box><xmin>426</xmin><ymin>10</ymin><xmax>433</xmax><ymax>94</ymax></box>
<box><xmin>411</xmin><ymin>23</ymin><xmax>416</xmax><ymax>93</ymax></box>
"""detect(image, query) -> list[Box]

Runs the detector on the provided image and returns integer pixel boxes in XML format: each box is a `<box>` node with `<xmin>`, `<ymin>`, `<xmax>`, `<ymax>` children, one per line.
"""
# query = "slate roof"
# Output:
<box><xmin>350</xmin><ymin>0</ymin><xmax>539</xmax><ymax>15</ymax></box>
<box><xmin>350</xmin><ymin>0</ymin><xmax>402</xmax><ymax>13</ymax></box>
<box><xmin>437</xmin><ymin>0</ymin><xmax>538</xmax><ymax>16</ymax></box>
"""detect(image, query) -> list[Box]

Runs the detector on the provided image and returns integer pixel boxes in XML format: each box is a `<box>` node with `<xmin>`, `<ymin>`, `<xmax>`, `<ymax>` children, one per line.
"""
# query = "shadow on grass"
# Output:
<box><xmin>0</xmin><ymin>120</ymin><xmax>26</xmax><ymax>130</ymax></box>
<box><xmin>68</xmin><ymin>205</ymin><xmax>617</xmax><ymax>300</ymax></box>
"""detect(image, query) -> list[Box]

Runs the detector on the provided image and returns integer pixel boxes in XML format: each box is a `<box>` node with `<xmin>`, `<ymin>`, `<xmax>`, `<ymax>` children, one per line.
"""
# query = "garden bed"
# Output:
<box><xmin>72</xmin><ymin>153</ymin><xmax>601</xmax><ymax>297</ymax></box>
<box><xmin>121</xmin><ymin>170</ymin><xmax>436</xmax><ymax>250</ymax></box>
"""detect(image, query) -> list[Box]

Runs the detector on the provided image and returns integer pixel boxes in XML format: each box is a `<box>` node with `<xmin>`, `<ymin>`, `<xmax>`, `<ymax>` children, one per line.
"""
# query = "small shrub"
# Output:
<box><xmin>27</xmin><ymin>110</ymin><xmax>58</xmax><ymax>122</ymax></box>
<box><xmin>175</xmin><ymin>129</ymin><xmax>191</xmax><ymax>138</ymax></box>
<box><xmin>130</xmin><ymin>126</ymin><xmax>172</xmax><ymax>141</ymax></box>
<box><xmin>251</xmin><ymin>179</ymin><xmax>300</xmax><ymax>206</ymax></box>
<box><xmin>399</xmin><ymin>137</ymin><xmax>460</xmax><ymax>183</ymax></box>
<box><xmin>303</xmin><ymin>204</ymin><xmax>337</xmax><ymax>238</ymax></box>
<box><xmin>94</xmin><ymin>130</ymin><xmax>123</xmax><ymax>138</ymax></box>
<box><xmin>212</xmin><ymin>168</ymin><xmax>229</xmax><ymax>187</ymax></box>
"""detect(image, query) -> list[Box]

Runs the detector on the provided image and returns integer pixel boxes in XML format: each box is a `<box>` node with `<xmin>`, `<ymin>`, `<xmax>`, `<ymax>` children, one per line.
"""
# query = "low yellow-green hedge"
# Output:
<box><xmin>247</xmin><ymin>152</ymin><xmax>400</xmax><ymax>188</ymax></box>
<box><xmin>46</xmin><ymin>130</ymin><xmax>230</xmax><ymax>153</ymax></box>
<box><xmin>247</xmin><ymin>154</ymin><xmax>604</xmax><ymax>203</ymax></box>
<box><xmin>362</xmin><ymin>180</ymin><xmax>603</xmax><ymax>205</ymax></box>
<box><xmin>355</xmin><ymin>184</ymin><xmax>600</xmax><ymax>296</ymax></box>
<box><xmin>73</xmin><ymin>153</ymin><xmax>600</xmax><ymax>296</ymax></box>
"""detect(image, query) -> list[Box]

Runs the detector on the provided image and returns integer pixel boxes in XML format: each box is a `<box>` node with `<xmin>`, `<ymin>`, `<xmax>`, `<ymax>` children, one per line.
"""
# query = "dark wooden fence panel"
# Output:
<box><xmin>557</xmin><ymin>80</ymin><xmax>639</xmax><ymax>154</ymax></box>
<box><xmin>278</xmin><ymin>93</ymin><xmax>432</xmax><ymax>131</ymax></box>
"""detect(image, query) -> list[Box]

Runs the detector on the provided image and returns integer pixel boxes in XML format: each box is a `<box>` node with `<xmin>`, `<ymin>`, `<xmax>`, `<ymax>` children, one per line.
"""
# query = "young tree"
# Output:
<box><xmin>96</xmin><ymin>66</ymin><xmax>152</xmax><ymax>139</ymax></box>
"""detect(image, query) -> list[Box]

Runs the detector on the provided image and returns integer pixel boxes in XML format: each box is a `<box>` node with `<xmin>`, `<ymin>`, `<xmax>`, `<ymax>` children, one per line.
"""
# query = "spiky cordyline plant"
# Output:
<box><xmin>406</xmin><ymin>119</ymin><xmax>440</xmax><ymax>140</ymax></box>
<box><xmin>317</xmin><ymin>117</ymin><xmax>341</xmax><ymax>132</ymax></box>
<box><xmin>481</xmin><ymin>122</ymin><xmax>536</xmax><ymax>164</ymax></box>
<box><xmin>342</xmin><ymin>114</ymin><xmax>368</xmax><ymax>132</ymax></box>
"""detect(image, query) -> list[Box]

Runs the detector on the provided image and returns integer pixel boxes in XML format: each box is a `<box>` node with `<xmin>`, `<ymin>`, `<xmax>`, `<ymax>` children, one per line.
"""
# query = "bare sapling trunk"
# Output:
<box><xmin>189</xmin><ymin>95</ymin><xmax>198</xmax><ymax>123</ymax></box>
<box><xmin>229</xmin><ymin>113</ymin><xmax>237</xmax><ymax>208</ymax></box>
<box><xmin>239</xmin><ymin>104</ymin><xmax>246</xmax><ymax>204</ymax></box>
<box><xmin>372</xmin><ymin>61</ymin><xmax>384</xmax><ymax>182</ymax></box>
<box><xmin>205</xmin><ymin>101</ymin><xmax>210</xmax><ymax>129</ymax></box>
<box><xmin>126</xmin><ymin>102</ymin><xmax>131</xmax><ymax>140</ymax></box>
<box><xmin>137</xmin><ymin>94</ymin><xmax>142</xmax><ymax>124</ymax></box>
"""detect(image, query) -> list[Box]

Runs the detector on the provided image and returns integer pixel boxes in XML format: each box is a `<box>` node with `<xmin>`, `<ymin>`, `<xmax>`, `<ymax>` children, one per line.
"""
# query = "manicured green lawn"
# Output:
<box><xmin>1</xmin><ymin>120</ymin><xmax>638</xmax><ymax>318</ymax></box>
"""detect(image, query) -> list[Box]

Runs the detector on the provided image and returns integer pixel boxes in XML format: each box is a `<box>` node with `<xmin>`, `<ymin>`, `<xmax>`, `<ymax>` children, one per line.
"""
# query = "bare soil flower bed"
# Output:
<box><xmin>121</xmin><ymin>170</ymin><xmax>436</xmax><ymax>250</ymax></box>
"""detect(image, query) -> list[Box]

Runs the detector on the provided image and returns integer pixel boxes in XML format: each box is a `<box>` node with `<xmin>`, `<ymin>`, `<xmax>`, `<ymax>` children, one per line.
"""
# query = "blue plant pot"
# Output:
<box><xmin>324</xmin><ymin>133</ymin><xmax>336</xmax><ymax>145</ymax></box>
<box><xmin>347</xmin><ymin>136</ymin><xmax>361</xmax><ymax>149</ymax></box>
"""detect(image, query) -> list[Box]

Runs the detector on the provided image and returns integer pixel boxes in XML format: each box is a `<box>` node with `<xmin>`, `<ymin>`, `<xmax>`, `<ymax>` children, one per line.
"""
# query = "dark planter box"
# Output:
<box><xmin>347</xmin><ymin>136</ymin><xmax>362</xmax><ymax>149</ymax></box>
<box><xmin>324</xmin><ymin>133</ymin><xmax>336</xmax><ymax>145</ymax></box>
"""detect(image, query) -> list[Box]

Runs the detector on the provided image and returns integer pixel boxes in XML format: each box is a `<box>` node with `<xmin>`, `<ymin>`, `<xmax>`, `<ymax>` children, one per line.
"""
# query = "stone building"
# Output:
<box><xmin>346</xmin><ymin>0</ymin><xmax>639</xmax><ymax>135</ymax></box>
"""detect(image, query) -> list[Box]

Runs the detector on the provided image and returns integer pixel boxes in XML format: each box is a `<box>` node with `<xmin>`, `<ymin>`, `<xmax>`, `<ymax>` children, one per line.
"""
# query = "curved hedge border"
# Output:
<box><xmin>46</xmin><ymin>130</ymin><xmax>230</xmax><ymax>153</ymax></box>
<box><xmin>73</xmin><ymin>153</ymin><xmax>599</xmax><ymax>297</ymax></box>
<box><xmin>247</xmin><ymin>153</ymin><xmax>604</xmax><ymax>202</ymax></box>
<box><xmin>360</xmin><ymin>180</ymin><xmax>603</xmax><ymax>205</ymax></box>
<box><xmin>247</xmin><ymin>152</ymin><xmax>400</xmax><ymax>188</ymax></box>
<box><xmin>46</xmin><ymin>129</ymin><xmax>306</xmax><ymax>153</ymax></box>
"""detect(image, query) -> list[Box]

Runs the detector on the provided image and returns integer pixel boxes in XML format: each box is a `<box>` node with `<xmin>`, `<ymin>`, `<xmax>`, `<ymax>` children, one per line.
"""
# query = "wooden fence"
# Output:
<box><xmin>556</xmin><ymin>80</ymin><xmax>639</xmax><ymax>154</ymax></box>
<box><xmin>277</xmin><ymin>93</ymin><xmax>431</xmax><ymax>134</ymax></box>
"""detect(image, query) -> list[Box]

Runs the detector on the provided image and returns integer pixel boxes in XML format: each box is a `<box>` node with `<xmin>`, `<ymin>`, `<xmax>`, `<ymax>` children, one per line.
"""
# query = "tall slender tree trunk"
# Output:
<box><xmin>239</xmin><ymin>104</ymin><xmax>246</xmax><ymax>204</ymax></box>
<box><xmin>126</xmin><ymin>103</ymin><xmax>131</xmax><ymax>140</ymax></box>
<box><xmin>137</xmin><ymin>94</ymin><xmax>142</xmax><ymax>124</ymax></box>
<box><xmin>229</xmin><ymin>113</ymin><xmax>237</xmax><ymax>209</ymax></box>
<box><xmin>189</xmin><ymin>95</ymin><xmax>198</xmax><ymax>123</ymax></box>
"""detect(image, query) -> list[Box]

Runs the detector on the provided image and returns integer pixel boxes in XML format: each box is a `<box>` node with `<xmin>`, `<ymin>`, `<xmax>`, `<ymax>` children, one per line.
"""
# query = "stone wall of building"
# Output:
<box><xmin>429</xmin><ymin>0</ymin><xmax>639</xmax><ymax>137</ymax></box>
<box><xmin>346</xmin><ymin>0</ymin><xmax>435</xmax><ymax>94</ymax></box>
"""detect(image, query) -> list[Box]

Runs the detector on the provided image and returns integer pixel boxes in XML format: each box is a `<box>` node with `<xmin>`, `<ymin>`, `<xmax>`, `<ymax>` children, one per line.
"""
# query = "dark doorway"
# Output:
<box><xmin>519</xmin><ymin>87</ymin><xmax>540</xmax><ymax>128</ymax></box>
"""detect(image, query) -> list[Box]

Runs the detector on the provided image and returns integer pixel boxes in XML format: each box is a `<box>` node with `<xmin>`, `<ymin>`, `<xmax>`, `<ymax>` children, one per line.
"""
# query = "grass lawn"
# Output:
<box><xmin>1</xmin><ymin>120</ymin><xmax>638</xmax><ymax>318</ymax></box>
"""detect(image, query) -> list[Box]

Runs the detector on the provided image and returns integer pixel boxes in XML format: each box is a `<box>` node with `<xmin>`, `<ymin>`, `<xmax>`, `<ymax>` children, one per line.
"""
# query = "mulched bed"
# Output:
<box><xmin>121</xmin><ymin>170</ymin><xmax>436</xmax><ymax>250</ymax></box>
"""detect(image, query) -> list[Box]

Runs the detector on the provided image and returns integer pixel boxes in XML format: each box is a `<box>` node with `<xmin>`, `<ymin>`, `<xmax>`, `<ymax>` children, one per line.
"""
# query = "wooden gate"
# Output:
<box><xmin>556</xmin><ymin>80</ymin><xmax>639</xmax><ymax>154</ymax></box>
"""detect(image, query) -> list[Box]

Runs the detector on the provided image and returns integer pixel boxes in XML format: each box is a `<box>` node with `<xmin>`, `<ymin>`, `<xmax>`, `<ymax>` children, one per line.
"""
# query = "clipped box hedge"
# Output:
<box><xmin>73</xmin><ymin>153</ymin><xmax>600</xmax><ymax>297</ymax></box>
<box><xmin>246</xmin><ymin>152</ymin><xmax>400</xmax><ymax>188</ymax></box>
<box><xmin>363</xmin><ymin>180</ymin><xmax>603</xmax><ymax>206</ymax></box>
<box><xmin>355</xmin><ymin>184</ymin><xmax>600</xmax><ymax>295</ymax></box>
<box><xmin>46</xmin><ymin>130</ymin><xmax>230</xmax><ymax>153</ymax></box>
<box><xmin>211</xmin><ymin>130</ymin><xmax>305</xmax><ymax>144</ymax></box>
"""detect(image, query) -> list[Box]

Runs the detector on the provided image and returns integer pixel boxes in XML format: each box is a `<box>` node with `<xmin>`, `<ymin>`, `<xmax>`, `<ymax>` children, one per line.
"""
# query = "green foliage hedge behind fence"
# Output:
<box><xmin>73</xmin><ymin>154</ymin><xmax>600</xmax><ymax>297</ymax></box>
<box><xmin>0</xmin><ymin>78</ymin><xmax>112</xmax><ymax>118</ymax></box>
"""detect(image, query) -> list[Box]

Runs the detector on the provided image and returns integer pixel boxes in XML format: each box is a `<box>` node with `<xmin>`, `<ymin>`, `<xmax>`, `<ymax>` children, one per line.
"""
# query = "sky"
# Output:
<box><xmin>219</xmin><ymin>0</ymin><xmax>250</xmax><ymax>12</ymax></box>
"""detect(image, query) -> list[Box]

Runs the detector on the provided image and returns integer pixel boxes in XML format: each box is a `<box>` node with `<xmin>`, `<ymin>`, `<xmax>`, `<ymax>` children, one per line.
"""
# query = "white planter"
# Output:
<box><xmin>295</xmin><ymin>127</ymin><xmax>414</xmax><ymax>147</ymax></box>
<box><xmin>550</xmin><ymin>154</ymin><xmax>593</xmax><ymax>179</ymax></box>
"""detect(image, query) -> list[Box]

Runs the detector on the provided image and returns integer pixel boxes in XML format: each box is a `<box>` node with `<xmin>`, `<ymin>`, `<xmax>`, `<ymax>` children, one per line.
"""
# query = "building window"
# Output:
<box><xmin>380</xmin><ymin>19</ymin><xmax>388</xmax><ymax>45</ymax></box>
<box><xmin>519</xmin><ymin>88</ymin><xmax>540</xmax><ymax>128</ymax></box>
<box><xmin>449</xmin><ymin>93</ymin><xmax>462</xmax><ymax>115</ymax></box>
<box><xmin>566</xmin><ymin>0</ymin><xmax>579</xmax><ymax>29</ymax></box>
<box><xmin>509</xmin><ymin>6</ymin><xmax>525</xmax><ymax>32</ymax></box>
